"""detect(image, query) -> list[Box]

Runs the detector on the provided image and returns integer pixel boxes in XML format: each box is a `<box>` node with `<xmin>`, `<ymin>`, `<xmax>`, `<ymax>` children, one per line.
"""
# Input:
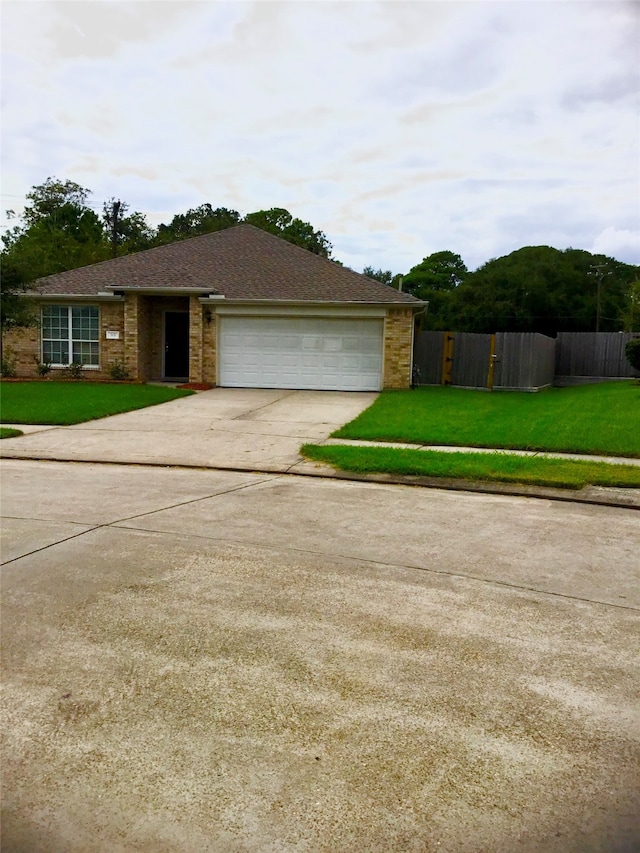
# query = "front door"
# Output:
<box><xmin>164</xmin><ymin>311</ymin><xmax>189</xmax><ymax>379</ymax></box>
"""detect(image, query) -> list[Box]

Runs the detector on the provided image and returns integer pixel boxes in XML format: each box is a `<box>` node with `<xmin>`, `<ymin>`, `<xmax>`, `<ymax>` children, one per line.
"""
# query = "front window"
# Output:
<box><xmin>42</xmin><ymin>306</ymin><xmax>99</xmax><ymax>368</ymax></box>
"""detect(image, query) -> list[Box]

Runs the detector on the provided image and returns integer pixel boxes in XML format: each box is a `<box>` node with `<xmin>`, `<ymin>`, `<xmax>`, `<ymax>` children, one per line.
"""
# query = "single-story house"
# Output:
<box><xmin>5</xmin><ymin>224</ymin><xmax>424</xmax><ymax>391</ymax></box>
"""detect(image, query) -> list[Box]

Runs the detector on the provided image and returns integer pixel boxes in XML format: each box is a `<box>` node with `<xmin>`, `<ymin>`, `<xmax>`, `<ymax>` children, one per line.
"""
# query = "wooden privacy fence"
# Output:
<box><xmin>555</xmin><ymin>332</ymin><xmax>637</xmax><ymax>384</ymax></box>
<box><xmin>413</xmin><ymin>331</ymin><xmax>638</xmax><ymax>391</ymax></box>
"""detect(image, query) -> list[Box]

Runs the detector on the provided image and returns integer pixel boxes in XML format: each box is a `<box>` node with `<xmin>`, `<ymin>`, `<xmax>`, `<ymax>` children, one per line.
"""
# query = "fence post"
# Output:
<box><xmin>441</xmin><ymin>332</ymin><xmax>454</xmax><ymax>385</ymax></box>
<box><xmin>487</xmin><ymin>333</ymin><xmax>496</xmax><ymax>390</ymax></box>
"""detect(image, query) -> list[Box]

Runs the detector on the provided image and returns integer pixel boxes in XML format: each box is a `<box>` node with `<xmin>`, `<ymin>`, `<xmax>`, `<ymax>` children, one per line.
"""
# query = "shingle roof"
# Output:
<box><xmin>34</xmin><ymin>224</ymin><xmax>420</xmax><ymax>304</ymax></box>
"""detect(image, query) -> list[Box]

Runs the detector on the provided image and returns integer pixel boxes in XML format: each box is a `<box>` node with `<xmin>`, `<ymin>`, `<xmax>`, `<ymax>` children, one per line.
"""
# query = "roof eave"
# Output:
<box><xmin>200</xmin><ymin>297</ymin><xmax>426</xmax><ymax>309</ymax></box>
<box><xmin>31</xmin><ymin>292</ymin><xmax>125</xmax><ymax>301</ymax></box>
<box><xmin>105</xmin><ymin>286</ymin><xmax>215</xmax><ymax>295</ymax></box>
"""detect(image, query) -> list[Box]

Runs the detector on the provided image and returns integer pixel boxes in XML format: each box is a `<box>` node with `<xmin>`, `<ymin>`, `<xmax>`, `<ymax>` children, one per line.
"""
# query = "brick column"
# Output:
<box><xmin>202</xmin><ymin>309</ymin><xmax>217</xmax><ymax>385</ymax></box>
<box><xmin>383</xmin><ymin>309</ymin><xmax>413</xmax><ymax>389</ymax></box>
<box><xmin>123</xmin><ymin>293</ymin><xmax>140</xmax><ymax>381</ymax></box>
<box><xmin>189</xmin><ymin>296</ymin><xmax>203</xmax><ymax>383</ymax></box>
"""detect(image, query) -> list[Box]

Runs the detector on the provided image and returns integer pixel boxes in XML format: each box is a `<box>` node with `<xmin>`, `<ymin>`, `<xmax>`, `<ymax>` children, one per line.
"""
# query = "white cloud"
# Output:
<box><xmin>590</xmin><ymin>226</ymin><xmax>640</xmax><ymax>264</ymax></box>
<box><xmin>1</xmin><ymin>0</ymin><xmax>638</xmax><ymax>273</ymax></box>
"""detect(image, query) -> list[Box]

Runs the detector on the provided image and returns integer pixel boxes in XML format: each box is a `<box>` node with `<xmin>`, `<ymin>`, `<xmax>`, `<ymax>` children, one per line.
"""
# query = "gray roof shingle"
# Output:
<box><xmin>34</xmin><ymin>224</ymin><xmax>420</xmax><ymax>304</ymax></box>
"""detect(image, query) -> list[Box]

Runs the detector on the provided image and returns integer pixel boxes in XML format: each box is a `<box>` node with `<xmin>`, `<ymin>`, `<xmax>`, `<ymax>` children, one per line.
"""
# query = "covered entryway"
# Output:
<box><xmin>163</xmin><ymin>311</ymin><xmax>189</xmax><ymax>380</ymax></box>
<box><xmin>219</xmin><ymin>316</ymin><xmax>384</xmax><ymax>391</ymax></box>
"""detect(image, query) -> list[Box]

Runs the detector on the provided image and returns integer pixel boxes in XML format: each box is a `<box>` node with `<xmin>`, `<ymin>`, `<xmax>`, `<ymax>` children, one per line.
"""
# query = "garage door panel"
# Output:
<box><xmin>219</xmin><ymin>317</ymin><xmax>384</xmax><ymax>391</ymax></box>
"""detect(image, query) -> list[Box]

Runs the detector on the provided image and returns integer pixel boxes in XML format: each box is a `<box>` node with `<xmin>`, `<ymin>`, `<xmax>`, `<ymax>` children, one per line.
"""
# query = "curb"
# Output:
<box><xmin>1</xmin><ymin>452</ymin><xmax>638</xmax><ymax>511</ymax></box>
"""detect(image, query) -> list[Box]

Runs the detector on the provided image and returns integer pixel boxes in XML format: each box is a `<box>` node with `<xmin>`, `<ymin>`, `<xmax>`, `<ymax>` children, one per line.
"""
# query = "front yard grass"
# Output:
<box><xmin>0</xmin><ymin>381</ymin><xmax>194</xmax><ymax>425</ymax></box>
<box><xmin>0</xmin><ymin>427</ymin><xmax>23</xmax><ymax>439</ymax></box>
<box><xmin>301</xmin><ymin>444</ymin><xmax>640</xmax><ymax>490</ymax></box>
<box><xmin>333</xmin><ymin>382</ymin><xmax>640</xmax><ymax>458</ymax></box>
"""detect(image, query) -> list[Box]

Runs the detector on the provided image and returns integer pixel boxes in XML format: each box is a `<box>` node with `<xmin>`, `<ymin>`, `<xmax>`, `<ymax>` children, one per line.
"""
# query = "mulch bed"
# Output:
<box><xmin>176</xmin><ymin>382</ymin><xmax>215</xmax><ymax>391</ymax></box>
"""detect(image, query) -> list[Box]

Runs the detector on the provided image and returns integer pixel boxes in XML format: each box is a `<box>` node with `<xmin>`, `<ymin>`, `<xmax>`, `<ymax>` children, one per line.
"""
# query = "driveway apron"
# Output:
<box><xmin>0</xmin><ymin>388</ymin><xmax>378</xmax><ymax>472</ymax></box>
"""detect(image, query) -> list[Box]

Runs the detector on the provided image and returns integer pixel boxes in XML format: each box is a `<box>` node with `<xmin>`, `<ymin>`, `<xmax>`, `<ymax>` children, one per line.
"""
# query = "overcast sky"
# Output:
<box><xmin>1</xmin><ymin>0</ymin><xmax>638</xmax><ymax>273</ymax></box>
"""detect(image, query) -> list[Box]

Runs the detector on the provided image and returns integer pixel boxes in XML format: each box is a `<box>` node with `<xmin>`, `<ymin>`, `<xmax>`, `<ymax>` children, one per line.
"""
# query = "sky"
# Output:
<box><xmin>1</xmin><ymin>0</ymin><xmax>639</xmax><ymax>274</ymax></box>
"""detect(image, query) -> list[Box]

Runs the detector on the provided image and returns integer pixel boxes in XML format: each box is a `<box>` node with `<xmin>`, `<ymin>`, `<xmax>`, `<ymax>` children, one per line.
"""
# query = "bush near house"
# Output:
<box><xmin>625</xmin><ymin>338</ymin><xmax>640</xmax><ymax>373</ymax></box>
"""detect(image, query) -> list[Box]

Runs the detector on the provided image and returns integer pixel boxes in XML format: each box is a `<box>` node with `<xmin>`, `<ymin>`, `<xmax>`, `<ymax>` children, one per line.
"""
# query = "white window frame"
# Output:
<box><xmin>41</xmin><ymin>305</ymin><xmax>100</xmax><ymax>369</ymax></box>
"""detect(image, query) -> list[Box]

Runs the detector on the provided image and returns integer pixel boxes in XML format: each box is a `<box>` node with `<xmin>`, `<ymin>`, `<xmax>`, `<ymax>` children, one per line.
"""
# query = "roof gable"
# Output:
<box><xmin>35</xmin><ymin>224</ymin><xmax>420</xmax><ymax>305</ymax></box>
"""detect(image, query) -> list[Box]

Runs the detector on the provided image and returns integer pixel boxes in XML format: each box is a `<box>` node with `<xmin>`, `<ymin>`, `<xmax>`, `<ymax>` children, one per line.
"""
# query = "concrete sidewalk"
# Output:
<box><xmin>322</xmin><ymin>437</ymin><xmax>640</xmax><ymax>466</ymax></box>
<box><xmin>2</xmin><ymin>386</ymin><xmax>639</xmax><ymax>508</ymax></box>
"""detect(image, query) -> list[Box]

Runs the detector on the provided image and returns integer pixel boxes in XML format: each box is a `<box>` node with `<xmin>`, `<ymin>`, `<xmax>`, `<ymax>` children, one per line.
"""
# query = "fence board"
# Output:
<box><xmin>494</xmin><ymin>333</ymin><xmax>555</xmax><ymax>391</ymax></box>
<box><xmin>412</xmin><ymin>331</ymin><xmax>443</xmax><ymax>385</ymax></box>
<box><xmin>555</xmin><ymin>332</ymin><xmax>637</xmax><ymax>379</ymax></box>
<box><xmin>450</xmin><ymin>332</ymin><xmax>492</xmax><ymax>388</ymax></box>
<box><xmin>412</xmin><ymin>330</ymin><xmax>638</xmax><ymax>390</ymax></box>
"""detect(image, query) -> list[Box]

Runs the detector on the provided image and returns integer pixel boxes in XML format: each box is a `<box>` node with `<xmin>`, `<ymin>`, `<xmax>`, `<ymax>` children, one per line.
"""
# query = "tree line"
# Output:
<box><xmin>368</xmin><ymin>248</ymin><xmax>639</xmax><ymax>334</ymax></box>
<box><xmin>1</xmin><ymin>177</ymin><xmax>334</xmax><ymax>284</ymax></box>
<box><xmin>2</xmin><ymin>177</ymin><xmax>639</xmax><ymax>337</ymax></box>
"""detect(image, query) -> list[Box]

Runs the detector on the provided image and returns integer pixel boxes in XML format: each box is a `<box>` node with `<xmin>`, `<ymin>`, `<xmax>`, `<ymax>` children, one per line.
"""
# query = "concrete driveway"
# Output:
<box><xmin>1</xmin><ymin>458</ymin><xmax>639</xmax><ymax>853</ymax></box>
<box><xmin>0</xmin><ymin>387</ymin><xmax>378</xmax><ymax>472</ymax></box>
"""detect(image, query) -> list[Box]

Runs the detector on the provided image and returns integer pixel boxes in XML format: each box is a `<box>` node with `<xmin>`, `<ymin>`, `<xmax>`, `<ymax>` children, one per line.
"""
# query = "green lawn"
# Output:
<box><xmin>0</xmin><ymin>427</ymin><xmax>23</xmax><ymax>439</ymax></box>
<box><xmin>334</xmin><ymin>382</ymin><xmax>639</xmax><ymax>458</ymax></box>
<box><xmin>0</xmin><ymin>382</ymin><xmax>194</xmax><ymax>425</ymax></box>
<box><xmin>301</xmin><ymin>444</ymin><xmax>640</xmax><ymax>490</ymax></box>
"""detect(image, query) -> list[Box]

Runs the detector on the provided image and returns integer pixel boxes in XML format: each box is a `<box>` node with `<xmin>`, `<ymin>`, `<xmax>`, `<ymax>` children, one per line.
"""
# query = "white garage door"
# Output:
<box><xmin>219</xmin><ymin>316</ymin><xmax>384</xmax><ymax>391</ymax></box>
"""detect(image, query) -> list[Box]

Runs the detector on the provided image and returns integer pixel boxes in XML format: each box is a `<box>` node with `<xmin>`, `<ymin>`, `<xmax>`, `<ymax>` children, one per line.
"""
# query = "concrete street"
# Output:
<box><xmin>2</xmin><ymin>457</ymin><xmax>639</xmax><ymax>853</ymax></box>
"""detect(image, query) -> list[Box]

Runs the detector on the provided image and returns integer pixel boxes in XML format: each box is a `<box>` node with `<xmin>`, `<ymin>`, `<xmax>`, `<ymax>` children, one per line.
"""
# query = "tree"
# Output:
<box><xmin>103</xmin><ymin>199</ymin><xmax>154</xmax><ymax>256</ymax></box>
<box><xmin>622</xmin><ymin>279</ymin><xmax>640</xmax><ymax>332</ymax></box>
<box><xmin>402</xmin><ymin>251</ymin><xmax>468</xmax><ymax>329</ymax></box>
<box><xmin>447</xmin><ymin>247</ymin><xmax>637</xmax><ymax>334</ymax></box>
<box><xmin>0</xmin><ymin>259</ymin><xmax>38</xmax><ymax>368</ymax></box>
<box><xmin>20</xmin><ymin>177</ymin><xmax>92</xmax><ymax>227</ymax></box>
<box><xmin>363</xmin><ymin>267</ymin><xmax>394</xmax><ymax>285</ymax></box>
<box><xmin>155</xmin><ymin>204</ymin><xmax>240</xmax><ymax>244</ymax></box>
<box><xmin>2</xmin><ymin>177</ymin><xmax>157</xmax><ymax>281</ymax></box>
<box><xmin>625</xmin><ymin>338</ymin><xmax>640</xmax><ymax>372</ymax></box>
<box><xmin>244</xmin><ymin>208</ymin><xmax>333</xmax><ymax>257</ymax></box>
<box><xmin>2</xmin><ymin>177</ymin><xmax>108</xmax><ymax>281</ymax></box>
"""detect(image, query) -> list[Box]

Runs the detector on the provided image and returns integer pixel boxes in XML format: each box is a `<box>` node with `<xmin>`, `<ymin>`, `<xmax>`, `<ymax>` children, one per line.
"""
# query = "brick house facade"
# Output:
<box><xmin>4</xmin><ymin>225</ymin><xmax>423</xmax><ymax>390</ymax></box>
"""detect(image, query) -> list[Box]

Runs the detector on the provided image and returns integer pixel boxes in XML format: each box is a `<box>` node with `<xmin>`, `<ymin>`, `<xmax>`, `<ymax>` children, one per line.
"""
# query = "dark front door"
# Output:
<box><xmin>164</xmin><ymin>312</ymin><xmax>189</xmax><ymax>379</ymax></box>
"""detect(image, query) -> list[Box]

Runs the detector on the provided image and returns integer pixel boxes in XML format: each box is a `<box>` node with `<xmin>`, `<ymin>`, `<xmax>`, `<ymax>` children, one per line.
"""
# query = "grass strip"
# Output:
<box><xmin>0</xmin><ymin>382</ymin><xmax>194</xmax><ymax>425</ymax></box>
<box><xmin>333</xmin><ymin>382</ymin><xmax>640</xmax><ymax>458</ymax></box>
<box><xmin>301</xmin><ymin>443</ymin><xmax>640</xmax><ymax>490</ymax></box>
<box><xmin>0</xmin><ymin>428</ymin><xmax>23</xmax><ymax>439</ymax></box>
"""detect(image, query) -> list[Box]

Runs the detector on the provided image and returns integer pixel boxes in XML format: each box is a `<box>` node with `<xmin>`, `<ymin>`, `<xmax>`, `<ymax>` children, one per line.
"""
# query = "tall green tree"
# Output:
<box><xmin>622</xmin><ymin>278</ymin><xmax>640</xmax><ymax>332</ymax></box>
<box><xmin>2</xmin><ymin>177</ymin><xmax>156</xmax><ymax>281</ymax></box>
<box><xmin>0</xmin><ymin>259</ymin><xmax>38</xmax><ymax>368</ymax></box>
<box><xmin>363</xmin><ymin>267</ymin><xmax>393</xmax><ymax>285</ymax></box>
<box><xmin>2</xmin><ymin>177</ymin><xmax>108</xmax><ymax>281</ymax></box>
<box><xmin>402</xmin><ymin>251</ymin><xmax>468</xmax><ymax>329</ymax></box>
<box><xmin>155</xmin><ymin>204</ymin><xmax>240</xmax><ymax>244</ymax></box>
<box><xmin>449</xmin><ymin>247</ymin><xmax>638</xmax><ymax>334</ymax></box>
<box><xmin>103</xmin><ymin>199</ymin><xmax>155</xmax><ymax>256</ymax></box>
<box><xmin>244</xmin><ymin>208</ymin><xmax>333</xmax><ymax>257</ymax></box>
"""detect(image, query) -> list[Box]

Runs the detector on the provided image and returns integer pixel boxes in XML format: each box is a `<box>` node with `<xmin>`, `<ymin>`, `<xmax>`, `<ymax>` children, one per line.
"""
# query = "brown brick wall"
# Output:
<box><xmin>383</xmin><ymin>308</ymin><xmax>413</xmax><ymax>389</ymax></box>
<box><xmin>202</xmin><ymin>309</ymin><xmax>217</xmax><ymax>384</ymax></box>
<box><xmin>100</xmin><ymin>302</ymin><xmax>125</xmax><ymax>373</ymax></box>
<box><xmin>188</xmin><ymin>296</ymin><xmax>203</xmax><ymax>383</ymax></box>
<box><xmin>2</xmin><ymin>325</ymin><xmax>40</xmax><ymax>377</ymax></box>
<box><xmin>123</xmin><ymin>294</ymin><xmax>138</xmax><ymax>380</ymax></box>
<box><xmin>3</xmin><ymin>301</ymin><xmax>125</xmax><ymax>380</ymax></box>
<box><xmin>4</xmin><ymin>300</ymin><xmax>414</xmax><ymax>389</ymax></box>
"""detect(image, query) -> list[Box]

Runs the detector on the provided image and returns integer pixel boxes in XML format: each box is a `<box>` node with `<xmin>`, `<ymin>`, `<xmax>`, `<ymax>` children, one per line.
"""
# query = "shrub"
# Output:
<box><xmin>108</xmin><ymin>359</ymin><xmax>130</xmax><ymax>381</ymax></box>
<box><xmin>0</xmin><ymin>349</ymin><xmax>17</xmax><ymax>378</ymax></box>
<box><xmin>625</xmin><ymin>338</ymin><xmax>640</xmax><ymax>372</ymax></box>
<box><xmin>33</xmin><ymin>356</ymin><xmax>52</xmax><ymax>377</ymax></box>
<box><xmin>65</xmin><ymin>361</ymin><xmax>84</xmax><ymax>380</ymax></box>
